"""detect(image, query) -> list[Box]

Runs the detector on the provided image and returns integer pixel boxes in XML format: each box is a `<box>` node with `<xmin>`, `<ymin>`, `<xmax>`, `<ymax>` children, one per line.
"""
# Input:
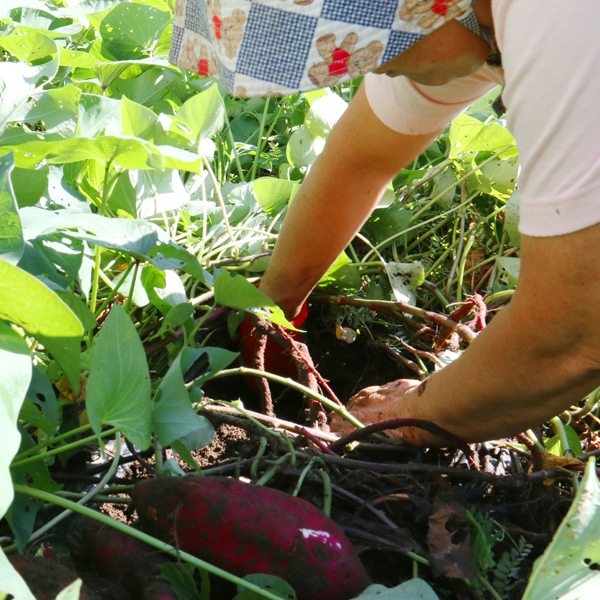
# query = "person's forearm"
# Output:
<box><xmin>259</xmin><ymin>84</ymin><xmax>440</xmax><ymax>318</ymax></box>
<box><xmin>395</xmin><ymin>225</ymin><xmax>600</xmax><ymax>445</ymax></box>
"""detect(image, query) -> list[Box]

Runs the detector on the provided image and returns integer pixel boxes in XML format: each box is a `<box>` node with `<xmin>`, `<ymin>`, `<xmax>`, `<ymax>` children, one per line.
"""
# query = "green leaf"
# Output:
<box><xmin>318</xmin><ymin>251</ymin><xmax>362</xmax><ymax>292</ymax></box>
<box><xmin>98</xmin><ymin>3</ymin><xmax>170</xmax><ymax>59</ymax></box>
<box><xmin>188</xmin><ymin>346</ymin><xmax>238</xmax><ymax>388</ymax></box>
<box><xmin>152</xmin><ymin>347</ymin><xmax>215</xmax><ymax>447</ymax></box>
<box><xmin>545</xmin><ymin>425</ymin><xmax>583</xmax><ymax>458</ymax></box>
<box><xmin>158</xmin><ymin>563</ymin><xmax>200</xmax><ymax>600</ymax></box>
<box><xmin>449</xmin><ymin>114</ymin><xmax>518</xmax><ymax>160</ymax></box>
<box><xmin>170</xmin><ymin>84</ymin><xmax>226</xmax><ymax>146</ymax></box>
<box><xmin>141</xmin><ymin>265</ymin><xmax>186</xmax><ymax>315</ymax></box>
<box><xmin>116</xmin><ymin>67</ymin><xmax>181</xmax><ymax>106</ymax></box>
<box><xmin>214</xmin><ymin>270</ymin><xmax>298</xmax><ymax>330</ymax></box>
<box><xmin>86</xmin><ymin>303</ymin><xmax>152</xmax><ymax>450</ymax></box>
<box><xmin>77</xmin><ymin>94</ymin><xmax>121</xmax><ymax>138</ymax></box>
<box><xmin>496</xmin><ymin>256</ymin><xmax>520</xmax><ymax>288</ymax></box>
<box><xmin>11</xmin><ymin>165</ymin><xmax>48</xmax><ymax>208</ymax></box>
<box><xmin>0</xmin><ymin>153</ymin><xmax>24</xmax><ymax>265</ymax></box>
<box><xmin>0</xmin><ymin>548</ymin><xmax>36</xmax><ymax>600</ymax></box>
<box><xmin>55</xmin><ymin>579</ymin><xmax>83</xmax><ymax>600</ymax></box>
<box><xmin>55</xmin><ymin>213</ymin><xmax>160</xmax><ymax>256</ymax></box>
<box><xmin>170</xmin><ymin>439</ymin><xmax>202</xmax><ymax>473</ymax></box>
<box><xmin>0</xmin><ymin>54</ymin><xmax>60</xmax><ymax>133</ymax></box>
<box><xmin>59</xmin><ymin>47</ymin><xmax>102</xmax><ymax>69</ymax></box>
<box><xmin>523</xmin><ymin>458</ymin><xmax>600</xmax><ymax>600</ymax></box>
<box><xmin>26</xmin><ymin>366</ymin><xmax>58</xmax><ymax>428</ymax></box>
<box><xmin>147</xmin><ymin>242</ymin><xmax>209</xmax><ymax>284</ymax></box>
<box><xmin>7</xmin><ymin>135</ymin><xmax>165</xmax><ymax>170</ymax></box>
<box><xmin>55</xmin><ymin>290</ymin><xmax>96</xmax><ymax>332</ymax></box>
<box><xmin>164</xmin><ymin>302</ymin><xmax>194</xmax><ymax>329</ymax></box>
<box><xmin>351</xmin><ymin>579</ymin><xmax>440</xmax><ymax>600</ymax></box>
<box><xmin>0</xmin><ymin>319</ymin><xmax>32</xmax><ymax>519</ymax></box>
<box><xmin>0</xmin><ymin>260</ymin><xmax>82</xmax><ymax>392</ymax></box>
<box><xmin>0</xmin><ymin>30</ymin><xmax>57</xmax><ymax>63</ymax></box>
<box><xmin>121</xmin><ymin>97</ymin><xmax>157</xmax><ymax>141</ymax></box>
<box><xmin>21</xmin><ymin>84</ymin><xmax>81</xmax><ymax>137</ymax></box>
<box><xmin>234</xmin><ymin>574</ymin><xmax>297</xmax><ymax>600</ymax></box>
<box><xmin>252</xmin><ymin>178</ymin><xmax>299</xmax><ymax>216</ymax></box>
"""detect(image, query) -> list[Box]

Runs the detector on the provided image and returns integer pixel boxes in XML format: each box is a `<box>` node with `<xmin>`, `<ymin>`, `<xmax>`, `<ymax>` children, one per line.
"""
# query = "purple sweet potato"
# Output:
<box><xmin>133</xmin><ymin>475</ymin><xmax>371</xmax><ymax>600</ymax></box>
<box><xmin>81</xmin><ymin>517</ymin><xmax>176</xmax><ymax>599</ymax></box>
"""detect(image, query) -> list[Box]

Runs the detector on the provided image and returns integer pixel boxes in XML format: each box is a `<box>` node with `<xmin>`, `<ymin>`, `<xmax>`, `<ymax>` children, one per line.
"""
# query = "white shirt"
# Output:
<box><xmin>365</xmin><ymin>0</ymin><xmax>600</xmax><ymax>237</ymax></box>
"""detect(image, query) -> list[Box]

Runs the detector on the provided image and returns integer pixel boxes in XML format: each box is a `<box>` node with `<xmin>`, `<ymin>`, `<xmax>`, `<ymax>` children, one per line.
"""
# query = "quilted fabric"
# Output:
<box><xmin>170</xmin><ymin>0</ymin><xmax>484</xmax><ymax>97</ymax></box>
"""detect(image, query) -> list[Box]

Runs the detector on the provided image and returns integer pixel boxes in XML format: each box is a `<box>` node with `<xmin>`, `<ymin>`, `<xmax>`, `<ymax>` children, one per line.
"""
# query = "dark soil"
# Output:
<box><xmin>5</xmin><ymin>306</ymin><xmax>583</xmax><ymax>600</ymax></box>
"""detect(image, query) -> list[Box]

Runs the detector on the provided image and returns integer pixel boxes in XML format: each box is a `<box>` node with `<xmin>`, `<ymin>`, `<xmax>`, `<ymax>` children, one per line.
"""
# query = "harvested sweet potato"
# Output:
<box><xmin>133</xmin><ymin>475</ymin><xmax>370</xmax><ymax>600</ymax></box>
<box><xmin>81</xmin><ymin>516</ymin><xmax>176</xmax><ymax>599</ymax></box>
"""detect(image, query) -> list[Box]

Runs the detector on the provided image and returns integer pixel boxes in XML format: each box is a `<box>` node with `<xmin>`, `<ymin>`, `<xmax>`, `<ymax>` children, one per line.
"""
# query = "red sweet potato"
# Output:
<box><xmin>132</xmin><ymin>475</ymin><xmax>371</xmax><ymax>600</ymax></box>
<box><xmin>81</xmin><ymin>516</ymin><xmax>176</xmax><ymax>599</ymax></box>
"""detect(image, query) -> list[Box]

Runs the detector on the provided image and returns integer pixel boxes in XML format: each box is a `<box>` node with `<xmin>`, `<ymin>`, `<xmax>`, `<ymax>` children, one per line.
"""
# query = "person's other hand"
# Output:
<box><xmin>330</xmin><ymin>379</ymin><xmax>422</xmax><ymax>437</ymax></box>
<box><xmin>239</xmin><ymin>301</ymin><xmax>309</xmax><ymax>380</ymax></box>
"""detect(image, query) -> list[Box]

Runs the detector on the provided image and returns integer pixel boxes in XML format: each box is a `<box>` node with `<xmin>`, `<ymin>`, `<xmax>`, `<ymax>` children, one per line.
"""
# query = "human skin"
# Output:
<box><xmin>259</xmin><ymin>0</ymin><xmax>600</xmax><ymax>445</ymax></box>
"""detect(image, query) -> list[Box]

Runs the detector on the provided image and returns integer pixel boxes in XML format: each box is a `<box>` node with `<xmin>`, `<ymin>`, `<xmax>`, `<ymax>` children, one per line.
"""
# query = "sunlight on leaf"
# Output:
<box><xmin>0</xmin><ymin>153</ymin><xmax>24</xmax><ymax>265</ymax></box>
<box><xmin>0</xmin><ymin>260</ymin><xmax>82</xmax><ymax>391</ymax></box>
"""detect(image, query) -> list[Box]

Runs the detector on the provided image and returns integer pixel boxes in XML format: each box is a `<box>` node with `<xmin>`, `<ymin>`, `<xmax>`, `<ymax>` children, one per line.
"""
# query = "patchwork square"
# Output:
<box><xmin>185</xmin><ymin>0</ymin><xmax>211</xmax><ymax>41</ymax></box>
<box><xmin>381</xmin><ymin>30</ymin><xmax>423</xmax><ymax>64</ymax></box>
<box><xmin>321</xmin><ymin>0</ymin><xmax>399</xmax><ymax>29</ymax></box>
<box><xmin>170</xmin><ymin>24</ymin><xmax>185</xmax><ymax>64</ymax></box>
<box><xmin>236</xmin><ymin>4</ymin><xmax>317</xmax><ymax>89</ymax></box>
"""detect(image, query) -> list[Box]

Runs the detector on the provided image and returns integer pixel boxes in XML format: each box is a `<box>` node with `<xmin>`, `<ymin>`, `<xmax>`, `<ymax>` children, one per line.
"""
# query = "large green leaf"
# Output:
<box><xmin>0</xmin><ymin>153</ymin><xmax>24</xmax><ymax>265</ymax></box>
<box><xmin>21</xmin><ymin>84</ymin><xmax>81</xmax><ymax>137</ymax></box>
<box><xmin>0</xmin><ymin>30</ymin><xmax>56</xmax><ymax>63</ymax></box>
<box><xmin>152</xmin><ymin>347</ymin><xmax>215</xmax><ymax>447</ymax></box>
<box><xmin>449</xmin><ymin>114</ymin><xmax>518</xmax><ymax>160</ymax></box>
<box><xmin>147</xmin><ymin>242</ymin><xmax>210</xmax><ymax>285</ymax></box>
<box><xmin>0</xmin><ymin>548</ymin><xmax>35</xmax><ymax>600</ymax></box>
<box><xmin>170</xmin><ymin>84</ymin><xmax>226</xmax><ymax>146</ymax></box>
<box><xmin>98</xmin><ymin>3</ymin><xmax>170</xmax><ymax>59</ymax></box>
<box><xmin>7</xmin><ymin>135</ymin><xmax>165</xmax><ymax>170</ymax></box>
<box><xmin>86</xmin><ymin>303</ymin><xmax>152</xmax><ymax>450</ymax></box>
<box><xmin>0</xmin><ymin>53</ymin><xmax>59</xmax><ymax>133</ymax></box>
<box><xmin>78</xmin><ymin>94</ymin><xmax>121</xmax><ymax>138</ymax></box>
<box><xmin>523</xmin><ymin>458</ymin><xmax>600</xmax><ymax>600</ymax></box>
<box><xmin>121</xmin><ymin>97</ymin><xmax>157</xmax><ymax>141</ymax></box>
<box><xmin>0</xmin><ymin>319</ymin><xmax>31</xmax><ymax>519</ymax></box>
<box><xmin>55</xmin><ymin>213</ymin><xmax>161</xmax><ymax>256</ymax></box>
<box><xmin>11</xmin><ymin>164</ymin><xmax>48</xmax><ymax>208</ymax></box>
<box><xmin>0</xmin><ymin>260</ymin><xmax>82</xmax><ymax>391</ymax></box>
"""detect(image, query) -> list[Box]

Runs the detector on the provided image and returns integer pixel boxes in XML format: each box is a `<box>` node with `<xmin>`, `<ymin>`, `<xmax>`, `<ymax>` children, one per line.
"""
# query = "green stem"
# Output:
<box><xmin>94</xmin><ymin>261</ymin><xmax>135</xmax><ymax>318</ymax></box>
<box><xmin>11</xmin><ymin>485</ymin><xmax>285</xmax><ymax>600</ymax></box>
<box><xmin>250</xmin><ymin>98</ymin><xmax>271</xmax><ymax>181</ymax></box>
<box><xmin>211</xmin><ymin>367</ymin><xmax>364</xmax><ymax>428</ymax></box>
<box><xmin>456</xmin><ymin>234</ymin><xmax>475</xmax><ymax>302</ymax></box>
<box><xmin>11</xmin><ymin>427</ymin><xmax>119</xmax><ymax>469</ymax></box>
<box><xmin>27</xmin><ymin>435</ymin><xmax>123</xmax><ymax>544</ymax></box>
<box><xmin>123</xmin><ymin>260</ymin><xmax>140</xmax><ymax>314</ymax></box>
<box><xmin>89</xmin><ymin>164</ymin><xmax>119</xmax><ymax>314</ymax></box>
<box><xmin>227</xmin><ymin>125</ymin><xmax>245</xmax><ymax>183</ymax></box>
<box><xmin>13</xmin><ymin>424</ymin><xmax>93</xmax><ymax>462</ymax></box>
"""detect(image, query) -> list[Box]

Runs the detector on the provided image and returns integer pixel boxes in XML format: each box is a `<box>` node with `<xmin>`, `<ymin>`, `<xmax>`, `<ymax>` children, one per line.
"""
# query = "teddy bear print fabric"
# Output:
<box><xmin>170</xmin><ymin>0</ymin><xmax>480</xmax><ymax>97</ymax></box>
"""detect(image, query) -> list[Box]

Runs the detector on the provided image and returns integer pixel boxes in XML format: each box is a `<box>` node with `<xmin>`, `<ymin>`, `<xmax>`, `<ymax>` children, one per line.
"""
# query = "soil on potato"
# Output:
<box><xmin>8</xmin><ymin>308</ymin><xmax>580</xmax><ymax>600</ymax></box>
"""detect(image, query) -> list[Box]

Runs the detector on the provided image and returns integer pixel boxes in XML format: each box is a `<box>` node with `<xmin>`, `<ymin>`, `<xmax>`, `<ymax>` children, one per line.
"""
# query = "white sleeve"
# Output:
<box><xmin>364</xmin><ymin>62</ymin><xmax>503</xmax><ymax>136</ymax></box>
<box><xmin>495</xmin><ymin>0</ymin><xmax>600</xmax><ymax>237</ymax></box>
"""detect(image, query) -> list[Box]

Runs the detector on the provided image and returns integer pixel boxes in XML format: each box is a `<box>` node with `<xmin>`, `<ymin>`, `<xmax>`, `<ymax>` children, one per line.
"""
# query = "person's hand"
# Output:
<box><xmin>239</xmin><ymin>301</ymin><xmax>309</xmax><ymax>381</ymax></box>
<box><xmin>330</xmin><ymin>379</ymin><xmax>422</xmax><ymax>437</ymax></box>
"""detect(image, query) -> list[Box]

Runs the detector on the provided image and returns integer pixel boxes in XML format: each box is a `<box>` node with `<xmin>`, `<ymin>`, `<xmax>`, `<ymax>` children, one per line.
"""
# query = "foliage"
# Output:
<box><xmin>0</xmin><ymin>1</ymin><xmax>593</xmax><ymax>599</ymax></box>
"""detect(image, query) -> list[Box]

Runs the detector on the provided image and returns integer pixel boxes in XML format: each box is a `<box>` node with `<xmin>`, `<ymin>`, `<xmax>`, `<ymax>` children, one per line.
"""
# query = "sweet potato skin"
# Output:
<box><xmin>81</xmin><ymin>516</ymin><xmax>177</xmax><ymax>599</ymax></box>
<box><xmin>133</xmin><ymin>475</ymin><xmax>370</xmax><ymax>600</ymax></box>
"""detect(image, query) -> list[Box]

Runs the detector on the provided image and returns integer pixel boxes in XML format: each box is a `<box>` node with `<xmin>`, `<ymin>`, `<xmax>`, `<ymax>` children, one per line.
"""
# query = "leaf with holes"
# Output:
<box><xmin>523</xmin><ymin>458</ymin><xmax>600</xmax><ymax>600</ymax></box>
